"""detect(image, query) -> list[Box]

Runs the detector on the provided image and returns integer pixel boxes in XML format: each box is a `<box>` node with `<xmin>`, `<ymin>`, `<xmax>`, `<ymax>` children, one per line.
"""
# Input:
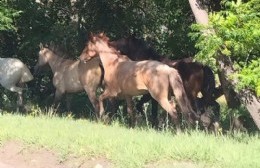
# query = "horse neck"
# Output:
<box><xmin>46</xmin><ymin>50</ymin><xmax>66</xmax><ymax>73</ymax></box>
<box><xmin>96</xmin><ymin>41</ymin><xmax>120</xmax><ymax>72</ymax></box>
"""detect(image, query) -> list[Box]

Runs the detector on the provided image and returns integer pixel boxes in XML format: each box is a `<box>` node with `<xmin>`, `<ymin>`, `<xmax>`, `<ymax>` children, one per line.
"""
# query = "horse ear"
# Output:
<box><xmin>100</xmin><ymin>32</ymin><xmax>104</xmax><ymax>37</ymax></box>
<box><xmin>89</xmin><ymin>32</ymin><xmax>94</xmax><ymax>42</ymax></box>
<box><xmin>92</xmin><ymin>36</ymin><xmax>97</xmax><ymax>42</ymax></box>
<box><xmin>99</xmin><ymin>32</ymin><xmax>109</xmax><ymax>42</ymax></box>
<box><xmin>39</xmin><ymin>43</ymin><xmax>44</xmax><ymax>50</ymax></box>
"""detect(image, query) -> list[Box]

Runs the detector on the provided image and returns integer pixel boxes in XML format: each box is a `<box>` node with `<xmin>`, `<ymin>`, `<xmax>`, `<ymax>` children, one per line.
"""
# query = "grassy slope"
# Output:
<box><xmin>0</xmin><ymin>114</ymin><xmax>259</xmax><ymax>168</ymax></box>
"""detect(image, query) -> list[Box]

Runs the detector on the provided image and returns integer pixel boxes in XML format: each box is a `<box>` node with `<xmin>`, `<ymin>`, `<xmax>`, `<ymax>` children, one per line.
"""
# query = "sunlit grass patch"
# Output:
<box><xmin>0</xmin><ymin>113</ymin><xmax>259</xmax><ymax>168</ymax></box>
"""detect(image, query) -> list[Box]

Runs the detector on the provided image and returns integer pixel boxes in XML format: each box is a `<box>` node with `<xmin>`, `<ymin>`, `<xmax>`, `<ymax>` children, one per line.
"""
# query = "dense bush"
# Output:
<box><xmin>191</xmin><ymin>0</ymin><xmax>260</xmax><ymax>96</ymax></box>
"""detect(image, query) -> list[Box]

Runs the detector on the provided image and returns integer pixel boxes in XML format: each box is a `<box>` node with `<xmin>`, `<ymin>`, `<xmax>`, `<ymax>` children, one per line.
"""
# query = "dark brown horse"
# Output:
<box><xmin>80</xmin><ymin>33</ymin><xmax>198</xmax><ymax>130</ymax></box>
<box><xmin>109</xmin><ymin>35</ymin><xmax>222</xmax><ymax>128</ymax></box>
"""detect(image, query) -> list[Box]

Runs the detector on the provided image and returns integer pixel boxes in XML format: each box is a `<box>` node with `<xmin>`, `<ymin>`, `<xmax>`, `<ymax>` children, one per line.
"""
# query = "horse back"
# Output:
<box><xmin>123</xmin><ymin>61</ymin><xmax>170</xmax><ymax>92</ymax></box>
<box><xmin>52</xmin><ymin>60</ymin><xmax>82</xmax><ymax>92</ymax></box>
<box><xmin>106</xmin><ymin>60</ymin><xmax>161</xmax><ymax>96</ymax></box>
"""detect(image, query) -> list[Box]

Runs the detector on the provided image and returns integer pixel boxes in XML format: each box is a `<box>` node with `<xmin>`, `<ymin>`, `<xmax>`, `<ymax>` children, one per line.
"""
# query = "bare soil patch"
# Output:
<box><xmin>0</xmin><ymin>141</ymin><xmax>113</xmax><ymax>168</ymax></box>
<box><xmin>0</xmin><ymin>141</ymin><xmax>204</xmax><ymax>168</ymax></box>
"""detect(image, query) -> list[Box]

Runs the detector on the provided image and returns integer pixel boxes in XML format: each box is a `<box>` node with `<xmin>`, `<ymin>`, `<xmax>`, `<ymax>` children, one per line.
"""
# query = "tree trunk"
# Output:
<box><xmin>217</xmin><ymin>55</ymin><xmax>260</xmax><ymax>129</ymax></box>
<box><xmin>188</xmin><ymin>0</ymin><xmax>208</xmax><ymax>25</ymax></box>
<box><xmin>188</xmin><ymin>0</ymin><xmax>240</xmax><ymax>109</ymax></box>
<box><xmin>217</xmin><ymin>56</ymin><xmax>240</xmax><ymax>109</ymax></box>
<box><xmin>188</xmin><ymin>0</ymin><xmax>260</xmax><ymax>129</ymax></box>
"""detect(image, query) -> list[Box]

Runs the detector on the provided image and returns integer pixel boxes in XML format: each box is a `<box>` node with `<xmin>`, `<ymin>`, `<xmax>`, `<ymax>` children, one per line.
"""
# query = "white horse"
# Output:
<box><xmin>0</xmin><ymin>58</ymin><xmax>33</xmax><ymax>112</ymax></box>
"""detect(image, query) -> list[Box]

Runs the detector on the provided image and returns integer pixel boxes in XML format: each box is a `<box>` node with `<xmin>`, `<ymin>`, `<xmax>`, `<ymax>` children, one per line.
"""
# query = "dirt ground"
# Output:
<box><xmin>0</xmin><ymin>141</ymin><xmax>200</xmax><ymax>168</ymax></box>
<box><xmin>0</xmin><ymin>141</ymin><xmax>113</xmax><ymax>168</ymax></box>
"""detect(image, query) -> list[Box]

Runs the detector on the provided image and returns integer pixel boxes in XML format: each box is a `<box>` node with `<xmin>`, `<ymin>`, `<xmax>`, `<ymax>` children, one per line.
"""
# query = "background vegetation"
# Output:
<box><xmin>191</xmin><ymin>0</ymin><xmax>260</xmax><ymax>96</ymax></box>
<box><xmin>0</xmin><ymin>0</ymin><xmax>259</xmax><ymax>131</ymax></box>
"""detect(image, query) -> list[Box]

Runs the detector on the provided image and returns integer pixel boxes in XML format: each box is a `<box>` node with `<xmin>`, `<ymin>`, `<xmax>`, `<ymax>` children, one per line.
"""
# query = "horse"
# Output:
<box><xmin>0</xmin><ymin>57</ymin><xmax>33</xmax><ymax>112</ymax></box>
<box><xmin>109</xmin><ymin>35</ymin><xmax>222</xmax><ymax>100</ymax></box>
<box><xmin>109</xmin><ymin>35</ymin><xmax>223</xmax><ymax>127</ymax></box>
<box><xmin>79</xmin><ymin>33</ymin><xmax>198</xmax><ymax>130</ymax></box>
<box><xmin>34</xmin><ymin>43</ymin><xmax>102</xmax><ymax>116</ymax></box>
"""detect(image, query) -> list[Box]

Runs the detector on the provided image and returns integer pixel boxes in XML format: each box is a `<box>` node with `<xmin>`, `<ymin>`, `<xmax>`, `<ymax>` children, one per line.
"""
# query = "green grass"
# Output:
<box><xmin>0</xmin><ymin>113</ymin><xmax>259</xmax><ymax>168</ymax></box>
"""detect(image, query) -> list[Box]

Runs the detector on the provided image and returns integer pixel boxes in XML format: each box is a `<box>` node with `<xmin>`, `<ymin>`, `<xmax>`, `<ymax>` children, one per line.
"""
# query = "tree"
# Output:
<box><xmin>189</xmin><ymin>0</ymin><xmax>260</xmax><ymax>129</ymax></box>
<box><xmin>0</xmin><ymin>1</ymin><xmax>20</xmax><ymax>57</ymax></box>
<box><xmin>0</xmin><ymin>1</ymin><xmax>20</xmax><ymax>31</ymax></box>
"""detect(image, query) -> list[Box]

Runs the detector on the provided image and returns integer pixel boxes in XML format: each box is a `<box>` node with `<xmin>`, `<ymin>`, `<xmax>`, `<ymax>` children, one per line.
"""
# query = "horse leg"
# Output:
<box><xmin>106</xmin><ymin>98</ymin><xmax>120</xmax><ymax>117</ymax></box>
<box><xmin>155</xmin><ymin>97</ymin><xmax>180</xmax><ymax>132</ymax></box>
<box><xmin>151</xmin><ymin>98</ymin><xmax>159</xmax><ymax>128</ymax></box>
<box><xmin>17</xmin><ymin>92</ymin><xmax>23</xmax><ymax>113</ymax></box>
<box><xmin>54</xmin><ymin>90</ymin><xmax>64</xmax><ymax>109</ymax></box>
<box><xmin>98</xmin><ymin>89</ymin><xmax>112</xmax><ymax>119</ymax></box>
<box><xmin>84</xmin><ymin>87</ymin><xmax>99</xmax><ymax>118</ymax></box>
<box><xmin>6</xmin><ymin>85</ymin><xmax>24</xmax><ymax>112</ymax></box>
<box><xmin>210</xmin><ymin>100</ymin><xmax>221</xmax><ymax>135</ymax></box>
<box><xmin>65</xmin><ymin>94</ymin><xmax>72</xmax><ymax>112</ymax></box>
<box><xmin>125</xmin><ymin>96</ymin><xmax>135</xmax><ymax>127</ymax></box>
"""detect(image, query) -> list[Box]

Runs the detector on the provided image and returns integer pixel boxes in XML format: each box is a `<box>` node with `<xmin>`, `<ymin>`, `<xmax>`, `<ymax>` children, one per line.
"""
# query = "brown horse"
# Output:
<box><xmin>109</xmin><ymin>35</ymin><xmax>222</xmax><ymax>127</ymax></box>
<box><xmin>79</xmin><ymin>33</ymin><xmax>198</xmax><ymax>130</ymax></box>
<box><xmin>109</xmin><ymin>35</ymin><xmax>220</xmax><ymax>101</ymax></box>
<box><xmin>34</xmin><ymin>43</ymin><xmax>102</xmax><ymax>115</ymax></box>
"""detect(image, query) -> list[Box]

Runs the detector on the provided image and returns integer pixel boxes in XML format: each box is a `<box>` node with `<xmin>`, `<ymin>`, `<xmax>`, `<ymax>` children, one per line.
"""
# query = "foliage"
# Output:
<box><xmin>0</xmin><ymin>1</ymin><xmax>20</xmax><ymax>59</ymax></box>
<box><xmin>0</xmin><ymin>1</ymin><xmax>20</xmax><ymax>31</ymax></box>
<box><xmin>190</xmin><ymin>0</ymin><xmax>260</xmax><ymax>96</ymax></box>
<box><xmin>237</xmin><ymin>58</ymin><xmax>260</xmax><ymax>96</ymax></box>
<box><xmin>73</xmin><ymin>0</ymin><xmax>195</xmax><ymax>58</ymax></box>
<box><xmin>3</xmin><ymin>0</ymin><xmax>196</xmax><ymax>59</ymax></box>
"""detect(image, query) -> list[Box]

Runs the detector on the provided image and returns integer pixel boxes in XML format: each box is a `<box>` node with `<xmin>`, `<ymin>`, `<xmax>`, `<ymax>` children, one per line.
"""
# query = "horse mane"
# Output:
<box><xmin>92</xmin><ymin>33</ymin><xmax>123</xmax><ymax>56</ymax></box>
<box><xmin>44</xmin><ymin>43</ymin><xmax>70</xmax><ymax>59</ymax></box>
<box><xmin>120</xmin><ymin>35</ymin><xmax>163</xmax><ymax>61</ymax></box>
<box><xmin>97</xmin><ymin>32</ymin><xmax>110</xmax><ymax>43</ymax></box>
<box><xmin>88</xmin><ymin>32</ymin><xmax>110</xmax><ymax>43</ymax></box>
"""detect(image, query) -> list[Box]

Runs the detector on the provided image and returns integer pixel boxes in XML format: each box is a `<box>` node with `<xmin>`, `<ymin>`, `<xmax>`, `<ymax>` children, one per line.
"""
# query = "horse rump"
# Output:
<box><xmin>20</xmin><ymin>66</ymin><xmax>34</xmax><ymax>83</ymax></box>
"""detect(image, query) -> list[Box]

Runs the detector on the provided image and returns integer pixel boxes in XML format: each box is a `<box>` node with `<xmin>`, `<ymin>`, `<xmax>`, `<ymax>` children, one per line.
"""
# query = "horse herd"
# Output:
<box><xmin>0</xmin><ymin>33</ymin><xmax>223</xmax><ymax>133</ymax></box>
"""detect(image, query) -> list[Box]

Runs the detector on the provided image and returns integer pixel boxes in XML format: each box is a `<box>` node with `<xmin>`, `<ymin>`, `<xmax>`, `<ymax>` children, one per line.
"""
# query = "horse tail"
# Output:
<box><xmin>20</xmin><ymin>65</ymin><xmax>34</xmax><ymax>83</ymax></box>
<box><xmin>201</xmin><ymin>66</ymin><xmax>217</xmax><ymax>100</ymax></box>
<box><xmin>168</xmin><ymin>68</ymin><xmax>198</xmax><ymax>121</ymax></box>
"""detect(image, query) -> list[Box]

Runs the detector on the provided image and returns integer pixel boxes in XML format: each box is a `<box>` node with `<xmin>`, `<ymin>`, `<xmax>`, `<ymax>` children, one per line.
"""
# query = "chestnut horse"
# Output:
<box><xmin>79</xmin><ymin>33</ymin><xmax>198</xmax><ymax>130</ymax></box>
<box><xmin>34</xmin><ymin>44</ymin><xmax>102</xmax><ymax>115</ymax></box>
<box><xmin>109</xmin><ymin>35</ymin><xmax>222</xmax><ymax>127</ymax></box>
<box><xmin>109</xmin><ymin>35</ymin><xmax>220</xmax><ymax>100</ymax></box>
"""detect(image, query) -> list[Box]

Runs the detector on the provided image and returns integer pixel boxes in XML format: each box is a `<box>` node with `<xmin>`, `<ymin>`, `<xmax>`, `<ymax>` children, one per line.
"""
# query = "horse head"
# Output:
<box><xmin>34</xmin><ymin>43</ymin><xmax>51</xmax><ymax>75</ymax></box>
<box><xmin>80</xmin><ymin>32</ymin><xmax>111</xmax><ymax>62</ymax></box>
